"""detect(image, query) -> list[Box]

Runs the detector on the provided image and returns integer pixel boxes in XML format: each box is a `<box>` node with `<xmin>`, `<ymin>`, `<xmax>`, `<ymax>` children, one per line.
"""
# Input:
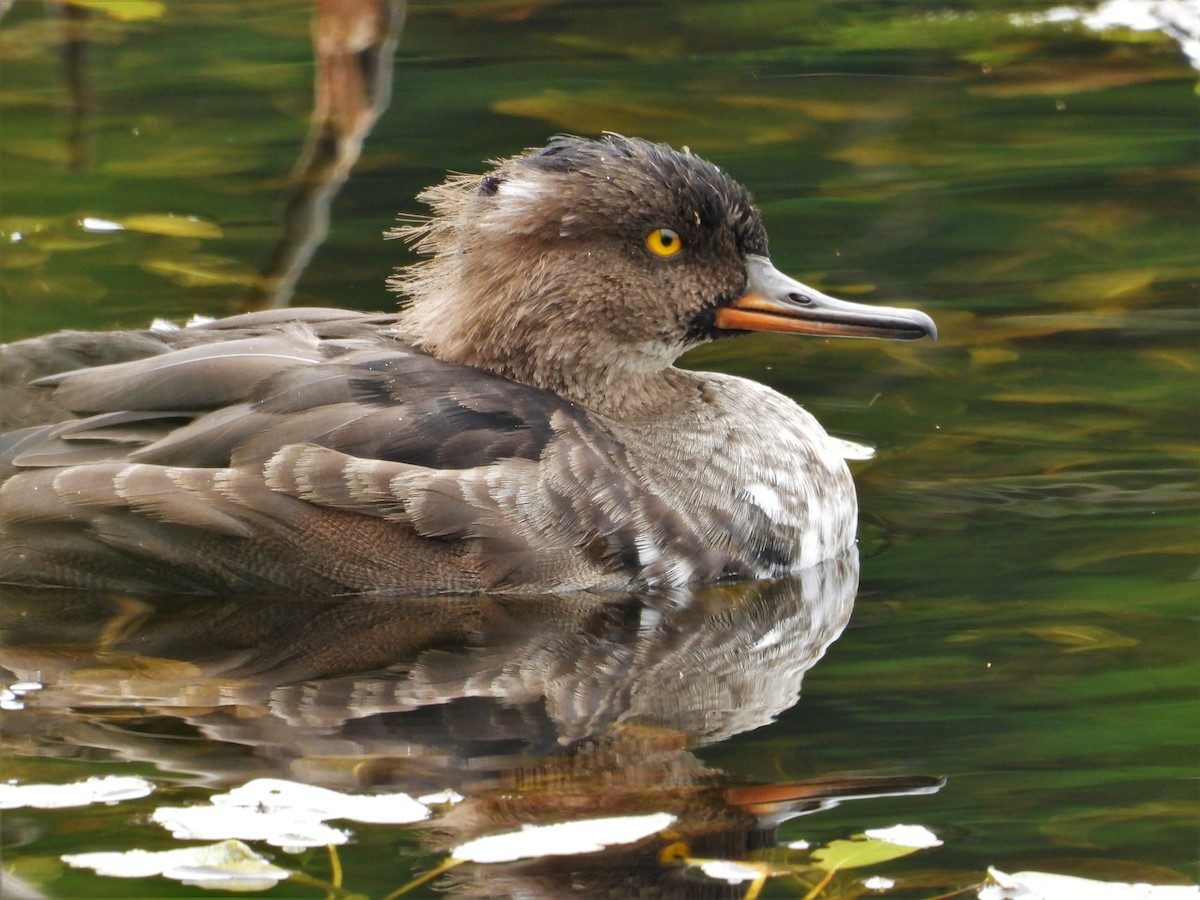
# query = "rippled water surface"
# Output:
<box><xmin>1</xmin><ymin>1</ymin><xmax>1197</xmax><ymax>897</ymax></box>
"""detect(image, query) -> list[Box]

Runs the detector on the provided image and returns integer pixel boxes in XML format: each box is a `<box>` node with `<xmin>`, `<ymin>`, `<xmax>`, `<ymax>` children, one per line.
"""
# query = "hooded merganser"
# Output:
<box><xmin>0</xmin><ymin>135</ymin><xmax>935</xmax><ymax>595</ymax></box>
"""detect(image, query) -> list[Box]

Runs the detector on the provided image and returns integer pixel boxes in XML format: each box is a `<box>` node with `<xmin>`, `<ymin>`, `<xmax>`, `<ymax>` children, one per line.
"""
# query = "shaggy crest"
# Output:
<box><xmin>386</xmin><ymin>134</ymin><xmax>768</xmax><ymax>334</ymax></box>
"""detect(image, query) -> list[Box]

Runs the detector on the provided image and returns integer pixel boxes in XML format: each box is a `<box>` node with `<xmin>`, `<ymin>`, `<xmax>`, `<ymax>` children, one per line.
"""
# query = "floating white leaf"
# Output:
<box><xmin>452</xmin><ymin>813</ymin><xmax>676</xmax><ymax>864</ymax></box>
<box><xmin>63</xmin><ymin>839</ymin><xmax>289</xmax><ymax>892</ymax></box>
<box><xmin>0</xmin><ymin>776</ymin><xmax>154</xmax><ymax>809</ymax></box>
<box><xmin>863</xmin><ymin>824</ymin><xmax>943</xmax><ymax>849</ymax></box>
<box><xmin>981</xmin><ymin>868</ymin><xmax>1199</xmax><ymax>899</ymax></box>
<box><xmin>152</xmin><ymin>804</ymin><xmax>350</xmax><ymax>849</ymax></box>
<box><xmin>698</xmin><ymin>860</ymin><xmax>763</xmax><ymax>884</ymax></box>
<box><xmin>214</xmin><ymin>778</ymin><xmax>431</xmax><ymax>825</ymax></box>
<box><xmin>152</xmin><ymin>777</ymin><xmax>434</xmax><ymax>849</ymax></box>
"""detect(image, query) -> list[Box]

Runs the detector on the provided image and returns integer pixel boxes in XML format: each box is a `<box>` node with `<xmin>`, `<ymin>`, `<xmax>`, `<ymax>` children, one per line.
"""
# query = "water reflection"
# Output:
<box><xmin>56</xmin><ymin>1</ymin><xmax>93</xmax><ymax>173</ymax></box>
<box><xmin>244</xmin><ymin>0</ymin><xmax>407</xmax><ymax>311</ymax></box>
<box><xmin>21</xmin><ymin>0</ymin><xmax>408</xmax><ymax>314</ymax></box>
<box><xmin>0</xmin><ymin>551</ymin><xmax>943</xmax><ymax>896</ymax></box>
<box><xmin>2</xmin><ymin>555</ymin><xmax>858</xmax><ymax>781</ymax></box>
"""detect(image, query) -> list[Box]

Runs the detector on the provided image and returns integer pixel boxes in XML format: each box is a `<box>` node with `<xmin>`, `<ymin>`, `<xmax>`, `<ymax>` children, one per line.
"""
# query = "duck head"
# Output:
<box><xmin>390</xmin><ymin>134</ymin><xmax>935</xmax><ymax>416</ymax></box>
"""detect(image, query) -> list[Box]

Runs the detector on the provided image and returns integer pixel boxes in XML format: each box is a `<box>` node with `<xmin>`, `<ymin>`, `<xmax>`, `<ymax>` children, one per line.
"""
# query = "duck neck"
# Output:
<box><xmin>460</xmin><ymin>336</ymin><xmax>695</xmax><ymax>421</ymax></box>
<box><xmin>395</xmin><ymin>286</ymin><xmax>697</xmax><ymax>422</ymax></box>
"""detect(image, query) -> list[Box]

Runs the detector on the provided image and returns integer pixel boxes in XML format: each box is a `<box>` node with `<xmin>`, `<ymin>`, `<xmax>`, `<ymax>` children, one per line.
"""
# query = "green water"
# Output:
<box><xmin>1</xmin><ymin>1</ymin><xmax>1196</xmax><ymax>897</ymax></box>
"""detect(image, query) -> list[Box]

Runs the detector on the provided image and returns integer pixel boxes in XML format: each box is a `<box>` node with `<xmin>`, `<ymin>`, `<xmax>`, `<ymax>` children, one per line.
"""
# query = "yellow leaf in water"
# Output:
<box><xmin>119</xmin><ymin>214</ymin><xmax>223</xmax><ymax>239</ymax></box>
<box><xmin>829</xmin><ymin>136</ymin><xmax>957</xmax><ymax>167</ymax></box>
<box><xmin>1024</xmin><ymin>625</ymin><xmax>1139</xmax><ymax>653</ymax></box>
<box><xmin>65</xmin><ymin>0</ymin><xmax>165</xmax><ymax>21</ymax></box>
<box><xmin>1045</xmin><ymin>269</ymin><xmax>1159</xmax><ymax>307</ymax></box>
<box><xmin>717</xmin><ymin>95</ymin><xmax>904</xmax><ymax>123</ymax></box>
<box><xmin>449</xmin><ymin>1</ymin><xmax>557</xmax><ymax>22</ymax></box>
<box><xmin>494</xmin><ymin>90</ymin><xmax>695</xmax><ymax>137</ymax></box>
<box><xmin>0</xmin><ymin>245</ymin><xmax>49</xmax><ymax>270</ymax></box>
<box><xmin>492</xmin><ymin>90</ymin><xmax>806</xmax><ymax>149</ymax></box>
<box><xmin>987</xmin><ymin>390</ymin><xmax>1100</xmax><ymax>405</ymax></box>
<box><xmin>104</xmin><ymin>146</ymin><xmax>250</xmax><ymax>179</ymax></box>
<box><xmin>3</xmin><ymin>138</ymin><xmax>74</xmax><ymax>166</ymax></box>
<box><xmin>1042</xmin><ymin>801</ymin><xmax>1200</xmax><ymax>850</ymax></box>
<box><xmin>1044</xmin><ymin>201</ymin><xmax>1151</xmax><ymax>242</ymax></box>
<box><xmin>1144</xmin><ymin>349</ymin><xmax>1200</xmax><ymax>375</ymax></box>
<box><xmin>980</xmin><ymin>311</ymin><xmax>1129</xmax><ymax>343</ymax></box>
<box><xmin>945</xmin><ymin>629</ymin><xmax>986</xmax><ymax>644</ymax></box>
<box><xmin>935</xmin><ymin>249</ymin><xmax>1050</xmax><ymax>281</ymax></box>
<box><xmin>1055</xmin><ymin>532</ymin><xmax>1200</xmax><ymax>570</ymax></box>
<box><xmin>831</xmin><ymin>282</ymin><xmax>878</xmax><ymax>296</ymax></box>
<box><xmin>2</xmin><ymin>272</ymin><xmax>107</xmax><ymax>306</ymax></box>
<box><xmin>970</xmin><ymin>55</ymin><xmax>1185</xmax><ymax>98</ymax></box>
<box><xmin>554</xmin><ymin>33</ymin><xmax>685</xmax><ymax>62</ymax></box>
<box><xmin>970</xmin><ymin>347</ymin><xmax>1020</xmax><ymax>367</ymax></box>
<box><xmin>141</xmin><ymin>256</ymin><xmax>256</xmax><ymax>288</ymax></box>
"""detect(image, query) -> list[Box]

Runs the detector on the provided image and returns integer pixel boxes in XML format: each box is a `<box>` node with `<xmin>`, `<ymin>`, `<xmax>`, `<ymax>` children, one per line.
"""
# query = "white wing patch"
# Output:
<box><xmin>746</xmin><ymin>483</ymin><xmax>782</xmax><ymax>518</ymax></box>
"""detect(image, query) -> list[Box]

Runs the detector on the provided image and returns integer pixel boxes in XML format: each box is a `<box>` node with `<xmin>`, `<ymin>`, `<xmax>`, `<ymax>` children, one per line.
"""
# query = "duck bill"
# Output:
<box><xmin>715</xmin><ymin>255</ymin><xmax>937</xmax><ymax>341</ymax></box>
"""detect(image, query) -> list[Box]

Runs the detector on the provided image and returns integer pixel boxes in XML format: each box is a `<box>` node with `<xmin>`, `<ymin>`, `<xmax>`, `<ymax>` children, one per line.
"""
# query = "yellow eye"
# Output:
<box><xmin>645</xmin><ymin>228</ymin><xmax>683</xmax><ymax>257</ymax></box>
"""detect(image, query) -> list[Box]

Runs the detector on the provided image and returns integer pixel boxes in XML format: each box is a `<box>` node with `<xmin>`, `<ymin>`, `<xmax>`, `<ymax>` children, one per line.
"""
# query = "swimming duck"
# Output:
<box><xmin>0</xmin><ymin>135</ymin><xmax>935</xmax><ymax>595</ymax></box>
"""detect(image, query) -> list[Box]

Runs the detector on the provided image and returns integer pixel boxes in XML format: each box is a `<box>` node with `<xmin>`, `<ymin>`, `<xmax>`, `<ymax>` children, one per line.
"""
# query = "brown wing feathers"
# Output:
<box><xmin>0</xmin><ymin>313</ymin><xmax>678</xmax><ymax>593</ymax></box>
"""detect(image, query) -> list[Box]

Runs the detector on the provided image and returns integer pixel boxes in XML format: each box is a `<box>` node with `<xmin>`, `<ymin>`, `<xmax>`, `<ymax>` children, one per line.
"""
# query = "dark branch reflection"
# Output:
<box><xmin>57</xmin><ymin>1</ymin><xmax>93</xmax><ymax>173</ymax></box>
<box><xmin>243</xmin><ymin>0</ymin><xmax>408</xmax><ymax>310</ymax></box>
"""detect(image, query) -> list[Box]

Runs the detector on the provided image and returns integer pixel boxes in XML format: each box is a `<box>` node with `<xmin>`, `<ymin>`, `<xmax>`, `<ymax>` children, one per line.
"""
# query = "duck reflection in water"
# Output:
<box><xmin>1</xmin><ymin>553</ymin><xmax>942</xmax><ymax>898</ymax></box>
